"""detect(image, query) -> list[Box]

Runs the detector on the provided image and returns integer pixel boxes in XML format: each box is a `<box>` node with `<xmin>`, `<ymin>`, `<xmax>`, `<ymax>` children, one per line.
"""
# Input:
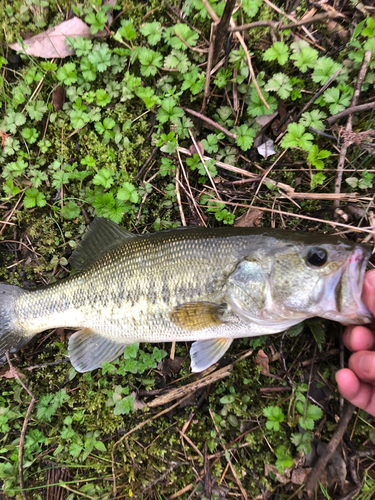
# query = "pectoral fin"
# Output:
<box><xmin>69</xmin><ymin>328</ymin><xmax>128</xmax><ymax>372</ymax></box>
<box><xmin>170</xmin><ymin>302</ymin><xmax>225</xmax><ymax>330</ymax></box>
<box><xmin>190</xmin><ymin>338</ymin><xmax>233</xmax><ymax>372</ymax></box>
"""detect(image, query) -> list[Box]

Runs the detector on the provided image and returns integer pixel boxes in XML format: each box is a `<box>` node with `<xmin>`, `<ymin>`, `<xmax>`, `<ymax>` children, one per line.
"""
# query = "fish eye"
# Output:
<box><xmin>307</xmin><ymin>247</ymin><xmax>328</xmax><ymax>267</ymax></box>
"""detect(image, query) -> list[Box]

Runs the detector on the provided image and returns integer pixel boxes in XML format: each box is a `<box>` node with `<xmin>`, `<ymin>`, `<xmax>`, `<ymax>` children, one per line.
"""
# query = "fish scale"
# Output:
<box><xmin>0</xmin><ymin>219</ymin><xmax>373</xmax><ymax>373</ymax></box>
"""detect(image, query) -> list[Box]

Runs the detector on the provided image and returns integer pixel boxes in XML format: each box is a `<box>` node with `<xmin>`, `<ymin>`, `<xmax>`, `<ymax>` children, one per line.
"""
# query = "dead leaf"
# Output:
<box><xmin>52</xmin><ymin>83</ymin><xmax>65</xmax><ymax>111</ymax></box>
<box><xmin>56</xmin><ymin>328</ymin><xmax>67</xmax><ymax>341</ymax></box>
<box><xmin>234</xmin><ymin>209</ymin><xmax>263</xmax><ymax>227</ymax></box>
<box><xmin>291</xmin><ymin>467</ymin><xmax>308</xmax><ymax>485</ymax></box>
<box><xmin>255</xmin><ymin>349</ymin><xmax>269</xmax><ymax>375</ymax></box>
<box><xmin>0</xmin><ymin>365</ymin><xmax>26</xmax><ymax>380</ymax></box>
<box><xmin>103</xmin><ymin>0</ymin><xmax>117</xmax><ymax>26</ymax></box>
<box><xmin>130</xmin><ymin>391</ymin><xmax>145</xmax><ymax>411</ymax></box>
<box><xmin>317</xmin><ymin>442</ymin><xmax>347</xmax><ymax>489</ymax></box>
<box><xmin>160</xmin><ymin>357</ymin><xmax>184</xmax><ymax>376</ymax></box>
<box><xmin>264</xmin><ymin>463</ymin><xmax>291</xmax><ymax>484</ymax></box>
<box><xmin>254</xmin><ymin>111</ymin><xmax>278</xmax><ymax>127</ymax></box>
<box><xmin>189</xmin><ymin>141</ymin><xmax>204</xmax><ymax>157</ymax></box>
<box><xmin>52</xmin><ymin>84</ymin><xmax>65</xmax><ymax>111</ymax></box>
<box><xmin>9</xmin><ymin>17</ymin><xmax>93</xmax><ymax>59</ymax></box>
<box><xmin>257</xmin><ymin>139</ymin><xmax>276</xmax><ymax>159</ymax></box>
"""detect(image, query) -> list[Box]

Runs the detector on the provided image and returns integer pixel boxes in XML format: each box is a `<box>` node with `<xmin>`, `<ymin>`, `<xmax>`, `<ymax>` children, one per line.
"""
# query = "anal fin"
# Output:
<box><xmin>69</xmin><ymin>328</ymin><xmax>129</xmax><ymax>372</ymax></box>
<box><xmin>170</xmin><ymin>302</ymin><xmax>225</xmax><ymax>330</ymax></box>
<box><xmin>190</xmin><ymin>338</ymin><xmax>233</xmax><ymax>373</ymax></box>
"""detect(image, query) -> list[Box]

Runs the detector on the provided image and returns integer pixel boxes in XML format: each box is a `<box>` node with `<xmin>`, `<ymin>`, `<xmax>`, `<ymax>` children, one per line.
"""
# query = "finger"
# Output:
<box><xmin>343</xmin><ymin>326</ymin><xmax>375</xmax><ymax>352</ymax></box>
<box><xmin>363</xmin><ymin>270</ymin><xmax>375</xmax><ymax>317</ymax></box>
<box><xmin>336</xmin><ymin>368</ymin><xmax>375</xmax><ymax>415</ymax></box>
<box><xmin>348</xmin><ymin>351</ymin><xmax>375</xmax><ymax>384</ymax></box>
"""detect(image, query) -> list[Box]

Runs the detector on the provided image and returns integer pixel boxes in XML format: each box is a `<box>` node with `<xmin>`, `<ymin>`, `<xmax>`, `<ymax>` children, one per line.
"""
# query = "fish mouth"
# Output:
<box><xmin>319</xmin><ymin>246</ymin><xmax>375</xmax><ymax>325</ymax></box>
<box><xmin>344</xmin><ymin>246</ymin><xmax>374</xmax><ymax>324</ymax></box>
<box><xmin>324</xmin><ymin>246</ymin><xmax>374</xmax><ymax>324</ymax></box>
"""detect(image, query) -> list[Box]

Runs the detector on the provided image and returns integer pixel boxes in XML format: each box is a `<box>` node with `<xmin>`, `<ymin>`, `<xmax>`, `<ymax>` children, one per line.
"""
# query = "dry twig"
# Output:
<box><xmin>305</xmin><ymin>404</ymin><xmax>356</xmax><ymax>494</ymax></box>
<box><xmin>5</xmin><ymin>352</ymin><xmax>36</xmax><ymax>500</ymax></box>
<box><xmin>229</xmin><ymin>11</ymin><xmax>340</xmax><ymax>32</ymax></box>
<box><xmin>334</xmin><ymin>50</ymin><xmax>372</xmax><ymax>210</ymax></box>
<box><xmin>202</xmin><ymin>0</ymin><xmax>269</xmax><ymax>109</ymax></box>
<box><xmin>325</xmin><ymin>101</ymin><xmax>375</xmax><ymax>126</ymax></box>
<box><xmin>184</xmin><ymin>108</ymin><xmax>237</xmax><ymax>139</ymax></box>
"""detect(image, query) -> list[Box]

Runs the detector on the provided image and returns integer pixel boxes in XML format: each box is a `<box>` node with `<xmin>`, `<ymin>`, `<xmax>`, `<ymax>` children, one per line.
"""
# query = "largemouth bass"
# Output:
<box><xmin>0</xmin><ymin>219</ymin><xmax>373</xmax><ymax>373</ymax></box>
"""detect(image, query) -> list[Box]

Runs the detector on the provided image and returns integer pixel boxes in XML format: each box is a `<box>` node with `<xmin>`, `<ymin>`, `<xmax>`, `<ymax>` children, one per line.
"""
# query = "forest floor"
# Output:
<box><xmin>0</xmin><ymin>0</ymin><xmax>375</xmax><ymax>499</ymax></box>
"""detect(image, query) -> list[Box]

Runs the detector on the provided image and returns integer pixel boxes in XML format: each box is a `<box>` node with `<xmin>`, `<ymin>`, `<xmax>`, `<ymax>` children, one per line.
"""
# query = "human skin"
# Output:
<box><xmin>336</xmin><ymin>270</ymin><xmax>375</xmax><ymax>415</ymax></box>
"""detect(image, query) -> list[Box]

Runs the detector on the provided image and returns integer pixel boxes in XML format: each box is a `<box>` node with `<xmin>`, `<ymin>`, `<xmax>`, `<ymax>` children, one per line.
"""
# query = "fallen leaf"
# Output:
<box><xmin>257</xmin><ymin>139</ymin><xmax>276</xmax><ymax>159</ymax></box>
<box><xmin>234</xmin><ymin>209</ymin><xmax>263</xmax><ymax>227</ymax></box>
<box><xmin>271</xmin><ymin>352</ymin><xmax>280</xmax><ymax>363</ymax></box>
<box><xmin>103</xmin><ymin>0</ymin><xmax>117</xmax><ymax>26</ymax></box>
<box><xmin>264</xmin><ymin>463</ymin><xmax>291</xmax><ymax>484</ymax></box>
<box><xmin>317</xmin><ymin>442</ymin><xmax>347</xmax><ymax>489</ymax></box>
<box><xmin>255</xmin><ymin>349</ymin><xmax>269</xmax><ymax>375</ymax></box>
<box><xmin>52</xmin><ymin>84</ymin><xmax>65</xmax><ymax>111</ymax></box>
<box><xmin>0</xmin><ymin>366</ymin><xmax>26</xmax><ymax>380</ymax></box>
<box><xmin>9</xmin><ymin>17</ymin><xmax>93</xmax><ymax>59</ymax></box>
<box><xmin>130</xmin><ymin>391</ymin><xmax>145</xmax><ymax>411</ymax></box>
<box><xmin>160</xmin><ymin>357</ymin><xmax>184</xmax><ymax>376</ymax></box>
<box><xmin>291</xmin><ymin>467</ymin><xmax>308</xmax><ymax>485</ymax></box>
<box><xmin>56</xmin><ymin>327</ymin><xmax>67</xmax><ymax>341</ymax></box>
<box><xmin>255</xmin><ymin>111</ymin><xmax>278</xmax><ymax>127</ymax></box>
<box><xmin>189</xmin><ymin>141</ymin><xmax>204</xmax><ymax>157</ymax></box>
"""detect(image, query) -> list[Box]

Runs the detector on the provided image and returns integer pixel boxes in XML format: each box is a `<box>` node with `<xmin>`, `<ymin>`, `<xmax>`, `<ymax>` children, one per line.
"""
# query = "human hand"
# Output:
<box><xmin>336</xmin><ymin>270</ymin><xmax>375</xmax><ymax>415</ymax></box>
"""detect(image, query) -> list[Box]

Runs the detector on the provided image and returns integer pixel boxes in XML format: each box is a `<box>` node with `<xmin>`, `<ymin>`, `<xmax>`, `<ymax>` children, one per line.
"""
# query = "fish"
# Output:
<box><xmin>0</xmin><ymin>218</ymin><xmax>373</xmax><ymax>373</ymax></box>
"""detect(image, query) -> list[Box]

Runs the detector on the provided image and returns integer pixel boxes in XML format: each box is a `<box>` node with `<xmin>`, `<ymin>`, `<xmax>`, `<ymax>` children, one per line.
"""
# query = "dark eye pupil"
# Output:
<box><xmin>307</xmin><ymin>247</ymin><xmax>327</xmax><ymax>267</ymax></box>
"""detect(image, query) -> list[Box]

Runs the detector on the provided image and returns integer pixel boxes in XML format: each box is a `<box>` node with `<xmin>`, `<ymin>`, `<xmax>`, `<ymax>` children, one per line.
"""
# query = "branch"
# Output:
<box><xmin>325</xmin><ymin>101</ymin><xmax>375</xmax><ymax>126</ymax></box>
<box><xmin>184</xmin><ymin>107</ymin><xmax>237</xmax><ymax>139</ymax></box>
<box><xmin>305</xmin><ymin>403</ymin><xmax>356</xmax><ymax>494</ymax></box>
<box><xmin>334</xmin><ymin>50</ymin><xmax>372</xmax><ymax>209</ymax></box>
<box><xmin>229</xmin><ymin>12</ymin><xmax>339</xmax><ymax>32</ymax></box>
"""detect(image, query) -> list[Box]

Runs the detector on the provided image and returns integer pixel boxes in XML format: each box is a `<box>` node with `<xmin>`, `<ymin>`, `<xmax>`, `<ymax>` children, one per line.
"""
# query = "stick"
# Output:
<box><xmin>5</xmin><ymin>352</ymin><xmax>36</xmax><ymax>500</ymax></box>
<box><xmin>305</xmin><ymin>403</ymin><xmax>356</xmax><ymax>494</ymax></box>
<box><xmin>188</xmin><ymin>129</ymin><xmax>222</xmax><ymax>200</ymax></box>
<box><xmin>184</xmin><ymin>108</ymin><xmax>237</xmax><ymax>139</ymax></box>
<box><xmin>202</xmin><ymin>21</ymin><xmax>218</xmax><ymax>112</ymax></box>
<box><xmin>229</xmin><ymin>11</ymin><xmax>339</xmax><ymax>32</ymax></box>
<box><xmin>212</xmin><ymin>0</ymin><xmax>236</xmax><ymax>64</ymax></box>
<box><xmin>334</xmin><ymin>50</ymin><xmax>372</xmax><ymax>210</ymax></box>
<box><xmin>262</xmin><ymin>0</ymin><xmax>316</xmax><ymax>42</ymax></box>
<box><xmin>294</xmin><ymin>68</ymin><xmax>341</xmax><ymax>123</ymax></box>
<box><xmin>325</xmin><ymin>101</ymin><xmax>375</xmax><ymax>126</ymax></box>
<box><xmin>147</xmin><ymin>365</ymin><xmax>233</xmax><ymax>408</ymax></box>
<box><xmin>177</xmin><ymin>146</ymin><xmax>294</xmax><ymax>193</ymax></box>
<box><xmin>172</xmin><ymin>29</ymin><xmax>209</xmax><ymax>54</ymax></box>
<box><xmin>202</xmin><ymin>0</ymin><xmax>269</xmax><ymax>109</ymax></box>
<box><xmin>162</xmin><ymin>0</ymin><xmax>208</xmax><ymax>43</ymax></box>
<box><xmin>205</xmin><ymin>199</ymin><xmax>375</xmax><ymax>235</ymax></box>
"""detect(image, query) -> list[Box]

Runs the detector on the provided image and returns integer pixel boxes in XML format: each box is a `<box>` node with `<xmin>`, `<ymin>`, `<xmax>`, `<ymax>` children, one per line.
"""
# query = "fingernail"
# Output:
<box><xmin>366</xmin><ymin>271</ymin><xmax>375</xmax><ymax>289</ymax></box>
<box><xmin>359</xmin><ymin>353</ymin><xmax>374</xmax><ymax>374</ymax></box>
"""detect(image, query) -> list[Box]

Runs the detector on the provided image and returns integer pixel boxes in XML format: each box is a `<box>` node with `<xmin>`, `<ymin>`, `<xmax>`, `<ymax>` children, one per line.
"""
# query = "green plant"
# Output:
<box><xmin>281</xmin><ymin>123</ymin><xmax>313</xmax><ymax>151</ymax></box>
<box><xmin>263</xmin><ymin>42</ymin><xmax>289</xmax><ymax>66</ymax></box>
<box><xmin>264</xmin><ymin>406</ymin><xmax>285</xmax><ymax>431</ymax></box>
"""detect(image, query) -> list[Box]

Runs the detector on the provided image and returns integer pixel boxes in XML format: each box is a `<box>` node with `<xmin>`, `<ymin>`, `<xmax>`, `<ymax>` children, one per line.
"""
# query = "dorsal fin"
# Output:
<box><xmin>70</xmin><ymin>218</ymin><xmax>136</xmax><ymax>270</ymax></box>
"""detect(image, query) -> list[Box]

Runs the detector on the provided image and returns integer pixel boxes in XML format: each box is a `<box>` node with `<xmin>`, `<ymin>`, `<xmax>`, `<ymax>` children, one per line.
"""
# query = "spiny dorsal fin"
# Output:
<box><xmin>190</xmin><ymin>338</ymin><xmax>233</xmax><ymax>372</ymax></box>
<box><xmin>70</xmin><ymin>218</ymin><xmax>136</xmax><ymax>270</ymax></box>
<box><xmin>69</xmin><ymin>328</ymin><xmax>129</xmax><ymax>372</ymax></box>
<box><xmin>170</xmin><ymin>302</ymin><xmax>225</xmax><ymax>330</ymax></box>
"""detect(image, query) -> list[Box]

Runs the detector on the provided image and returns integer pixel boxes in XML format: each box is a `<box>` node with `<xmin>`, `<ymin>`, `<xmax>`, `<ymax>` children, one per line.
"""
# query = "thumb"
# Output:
<box><xmin>362</xmin><ymin>270</ymin><xmax>375</xmax><ymax>317</ymax></box>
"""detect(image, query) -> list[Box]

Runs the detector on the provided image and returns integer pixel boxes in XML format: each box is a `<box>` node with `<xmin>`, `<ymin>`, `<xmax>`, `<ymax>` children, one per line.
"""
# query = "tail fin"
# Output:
<box><xmin>0</xmin><ymin>284</ymin><xmax>29</xmax><ymax>364</ymax></box>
